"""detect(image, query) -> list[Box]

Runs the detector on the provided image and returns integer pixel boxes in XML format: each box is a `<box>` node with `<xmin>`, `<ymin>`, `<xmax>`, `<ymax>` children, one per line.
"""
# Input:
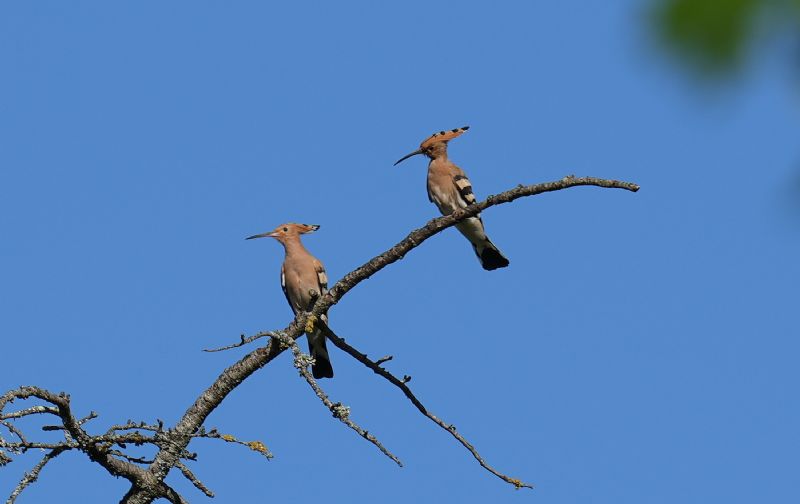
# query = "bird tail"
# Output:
<box><xmin>307</xmin><ymin>330</ymin><xmax>334</xmax><ymax>379</ymax></box>
<box><xmin>473</xmin><ymin>238</ymin><xmax>509</xmax><ymax>271</ymax></box>
<box><xmin>455</xmin><ymin>218</ymin><xmax>509</xmax><ymax>271</ymax></box>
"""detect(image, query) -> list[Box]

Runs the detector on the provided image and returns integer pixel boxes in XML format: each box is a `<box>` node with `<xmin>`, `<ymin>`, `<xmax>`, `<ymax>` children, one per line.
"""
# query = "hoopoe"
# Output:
<box><xmin>246</xmin><ymin>223</ymin><xmax>334</xmax><ymax>379</ymax></box>
<box><xmin>394</xmin><ymin>126</ymin><xmax>510</xmax><ymax>270</ymax></box>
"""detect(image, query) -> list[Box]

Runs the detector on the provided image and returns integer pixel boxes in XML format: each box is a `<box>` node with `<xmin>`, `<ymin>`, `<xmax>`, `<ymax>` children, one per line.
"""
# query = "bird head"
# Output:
<box><xmin>393</xmin><ymin>126</ymin><xmax>469</xmax><ymax>165</ymax></box>
<box><xmin>246</xmin><ymin>223</ymin><xmax>320</xmax><ymax>244</ymax></box>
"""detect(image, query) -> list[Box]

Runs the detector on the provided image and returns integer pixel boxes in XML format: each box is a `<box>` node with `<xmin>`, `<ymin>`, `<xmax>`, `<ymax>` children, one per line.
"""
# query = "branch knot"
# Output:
<box><xmin>331</xmin><ymin>403</ymin><xmax>351</xmax><ymax>420</ymax></box>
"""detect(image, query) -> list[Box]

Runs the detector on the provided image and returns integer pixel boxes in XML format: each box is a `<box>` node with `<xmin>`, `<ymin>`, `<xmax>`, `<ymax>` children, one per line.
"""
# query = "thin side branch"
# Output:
<box><xmin>273</xmin><ymin>333</ymin><xmax>403</xmax><ymax>467</ymax></box>
<box><xmin>0</xmin><ymin>406</ymin><xmax>59</xmax><ymax>421</ymax></box>
<box><xmin>320</xmin><ymin>323</ymin><xmax>533</xmax><ymax>489</ymax></box>
<box><xmin>1</xmin><ymin>421</ymin><xmax>28</xmax><ymax>445</ymax></box>
<box><xmin>78</xmin><ymin>411</ymin><xmax>99</xmax><ymax>426</ymax></box>
<box><xmin>1</xmin><ymin>386</ymin><xmax>151</xmax><ymax>501</ymax></box>
<box><xmin>6</xmin><ymin>447</ymin><xmax>67</xmax><ymax>504</ymax></box>
<box><xmin>197</xmin><ymin>428</ymin><xmax>272</xmax><ymax>459</ymax></box>
<box><xmin>202</xmin><ymin>332</ymin><xmax>273</xmax><ymax>353</ymax></box>
<box><xmin>176</xmin><ymin>461</ymin><xmax>214</xmax><ymax>498</ymax></box>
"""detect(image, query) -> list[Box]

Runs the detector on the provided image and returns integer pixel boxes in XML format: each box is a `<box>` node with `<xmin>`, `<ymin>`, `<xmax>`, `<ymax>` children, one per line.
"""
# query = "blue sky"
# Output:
<box><xmin>1</xmin><ymin>1</ymin><xmax>799</xmax><ymax>502</ymax></box>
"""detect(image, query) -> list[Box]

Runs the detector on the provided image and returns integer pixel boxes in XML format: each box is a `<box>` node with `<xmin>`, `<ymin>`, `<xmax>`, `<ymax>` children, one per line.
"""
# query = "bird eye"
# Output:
<box><xmin>283</xmin><ymin>227</ymin><xmax>288</xmax><ymax>232</ymax></box>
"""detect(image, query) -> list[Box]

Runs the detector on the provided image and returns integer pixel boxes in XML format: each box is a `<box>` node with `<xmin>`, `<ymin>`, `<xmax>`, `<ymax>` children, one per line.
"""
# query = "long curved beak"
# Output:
<box><xmin>245</xmin><ymin>231</ymin><xmax>277</xmax><ymax>240</ymax></box>
<box><xmin>393</xmin><ymin>148</ymin><xmax>424</xmax><ymax>166</ymax></box>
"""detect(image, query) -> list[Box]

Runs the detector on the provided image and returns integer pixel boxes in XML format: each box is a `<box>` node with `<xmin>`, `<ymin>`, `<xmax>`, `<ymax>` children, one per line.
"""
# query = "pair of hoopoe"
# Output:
<box><xmin>247</xmin><ymin>127</ymin><xmax>508</xmax><ymax>379</ymax></box>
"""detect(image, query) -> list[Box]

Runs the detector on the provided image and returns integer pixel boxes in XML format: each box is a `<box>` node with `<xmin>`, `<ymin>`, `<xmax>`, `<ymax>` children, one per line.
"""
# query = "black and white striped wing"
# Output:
<box><xmin>451</xmin><ymin>173</ymin><xmax>487</xmax><ymax>235</ymax></box>
<box><xmin>452</xmin><ymin>174</ymin><xmax>477</xmax><ymax>208</ymax></box>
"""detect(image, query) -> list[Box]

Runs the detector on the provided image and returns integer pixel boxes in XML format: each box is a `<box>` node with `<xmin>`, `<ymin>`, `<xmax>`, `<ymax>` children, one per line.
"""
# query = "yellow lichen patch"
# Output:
<box><xmin>305</xmin><ymin>314</ymin><xmax>318</xmax><ymax>334</ymax></box>
<box><xmin>221</xmin><ymin>434</ymin><xmax>235</xmax><ymax>442</ymax></box>
<box><xmin>509</xmin><ymin>478</ymin><xmax>524</xmax><ymax>489</ymax></box>
<box><xmin>247</xmin><ymin>441</ymin><xmax>268</xmax><ymax>454</ymax></box>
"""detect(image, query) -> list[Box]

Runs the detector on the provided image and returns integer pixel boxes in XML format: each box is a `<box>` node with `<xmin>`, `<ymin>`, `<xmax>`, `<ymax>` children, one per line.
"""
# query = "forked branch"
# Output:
<box><xmin>319</xmin><ymin>323</ymin><xmax>533</xmax><ymax>489</ymax></box>
<box><xmin>2</xmin><ymin>175</ymin><xmax>638</xmax><ymax>502</ymax></box>
<box><xmin>272</xmin><ymin>331</ymin><xmax>403</xmax><ymax>467</ymax></box>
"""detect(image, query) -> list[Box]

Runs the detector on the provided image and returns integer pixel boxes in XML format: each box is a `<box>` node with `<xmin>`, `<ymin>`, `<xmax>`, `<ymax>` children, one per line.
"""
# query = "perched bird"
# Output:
<box><xmin>246</xmin><ymin>223</ymin><xmax>334</xmax><ymax>379</ymax></box>
<box><xmin>394</xmin><ymin>126</ymin><xmax>510</xmax><ymax>270</ymax></box>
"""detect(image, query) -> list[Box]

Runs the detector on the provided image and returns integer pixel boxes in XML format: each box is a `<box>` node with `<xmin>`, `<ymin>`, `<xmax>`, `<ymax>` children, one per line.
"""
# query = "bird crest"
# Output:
<box><xmin>419</xmin><ymin>126</ymin><xmax>469</xmax><ymax>149</ymax></box>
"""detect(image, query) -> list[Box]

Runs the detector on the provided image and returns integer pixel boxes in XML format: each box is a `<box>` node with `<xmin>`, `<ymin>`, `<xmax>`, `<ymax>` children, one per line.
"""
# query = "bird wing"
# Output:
<box><xmin>450</xmin><ymin>170</ymin><xmax>487</xmax><ymax>232</ymax></box>
<box><xmin>427</xmin><ymin>163</ymin><xmax>477</xmax><ymax>213</ymax></box>
<box><xmin>452</xmin><ymin>173</ymin><xmax>477</xmax><ymax>208</ymax></box>
<box><xmin>313</xmin><ymin>258</ymin><xmax>328</xmax><ymax>295</ymax></box>
<box><xmin>312</xmin><ymin>258</ymin><xmax>329</xmax><ymax>325</ymax></box>
<box><xmin>280</xmin><ymin>263</ymin><xmax>298</xmax><ymax>315</ymax></box>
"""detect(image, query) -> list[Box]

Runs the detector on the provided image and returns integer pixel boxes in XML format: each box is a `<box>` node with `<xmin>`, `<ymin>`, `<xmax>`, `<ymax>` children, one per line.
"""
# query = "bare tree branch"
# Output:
<box><xmin>78</xmin><ymin>412</ymin><xmax>99</xmax><ymax>426</ymax></box>
<box><xmin>129</xmin><ymin>175</ymin><xmax>636</xmax><ymax>501</ymax></box>
<box><xmin>0</xmin><ymin>390</ymin><xmax>266</xmax><ymax>501</ymax></box>
<box><xmin>313</xmin><ymin>175</ymin><xmax>639</xmax><ymax>322</ymax></box>
<box><xmin>0</xmin><ymin>387</ymin><xmax>149</xmax><ymax>484</ymax></box>
<box><xmin>175</xmin><ymin>461</ymin><xmax>214</xmax><ymax>498</ymax></box>
<box><xmin>202</xmin><ymin>332</ymin><xmax>272</xmax><ymax>353</ymax></box>
<box><xmin>0</xmin><ymin>406</ymin><xmax>59</xmax><ymax>421</ymax></box>
<box><xmin>207</xmin><ymin>431</ymin><xmax>272</xmax><ymax>459</ymax></box>
<box><xmin>6</xmin><ymin>447</ymin><xmax>67</xmax><ymax>504</ymax></box>
<box><xmin>3</xmin><ymin>176</ymin><xmax>638</xmax><ymax>502</ymax></box>
<box><xmin>273</xmin><ymin>332</ymin><xmax>403</xmax><ymax>467</ymax></box>
<box><xmin>319</xmin><ymin>323</ymin><xmax>533</xmax><ymax>489</ymax></box>
<box><xmin>1</xmin><ymin>421</ymin><xmax>29</xmax><ymax>446</ymax></box>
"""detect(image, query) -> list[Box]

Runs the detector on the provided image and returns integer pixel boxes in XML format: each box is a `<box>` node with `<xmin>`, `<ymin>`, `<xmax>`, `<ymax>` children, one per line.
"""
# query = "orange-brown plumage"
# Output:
<box><xmin>419</xmin><ymin>126</ymin><xmax>470</xmax><ymax>149</ymax></box>
<box><xmin>246</xmin><ymin>223</ymin><xmax>334</xmax><ymax>378</ymax></box>
<box><xmin>394</xmin><ymin>126</ymin><xmax>509</xmax><ymax>271</ymax></box>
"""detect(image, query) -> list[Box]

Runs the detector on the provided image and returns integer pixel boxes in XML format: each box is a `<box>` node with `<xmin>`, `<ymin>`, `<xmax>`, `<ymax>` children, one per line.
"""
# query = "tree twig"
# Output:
<box><xmin>273</xmin><ymin>332</ymin><xmax>403</xmax><ymax>467</ymax></box>
<box><xmin>175</xmin><ymin>461</ymin><xmax>214</xmax><ymax>498</ymax></box>
<box><xmin>6</xmin><ymin>447</ymin><xmax>67</xmax><ymax>504</ymax></box>
<box><xmin>1</xmin><ymin>386</ymin><xmax>150</xmax><ymax>497</ymax></box>
<box><xmin>320</xmin><ymin>323</ymin><xmax>533</xmax><ymax>489</ymax></box>
<box><xmin>202</xmin><ymin>332</ymin><xmax>274</xmax><ymax>353</ymax></box>
<box><xmin>0</xmin><ymin>406</ymin><xmax>59</xmax><ymax>421</ymax></box>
